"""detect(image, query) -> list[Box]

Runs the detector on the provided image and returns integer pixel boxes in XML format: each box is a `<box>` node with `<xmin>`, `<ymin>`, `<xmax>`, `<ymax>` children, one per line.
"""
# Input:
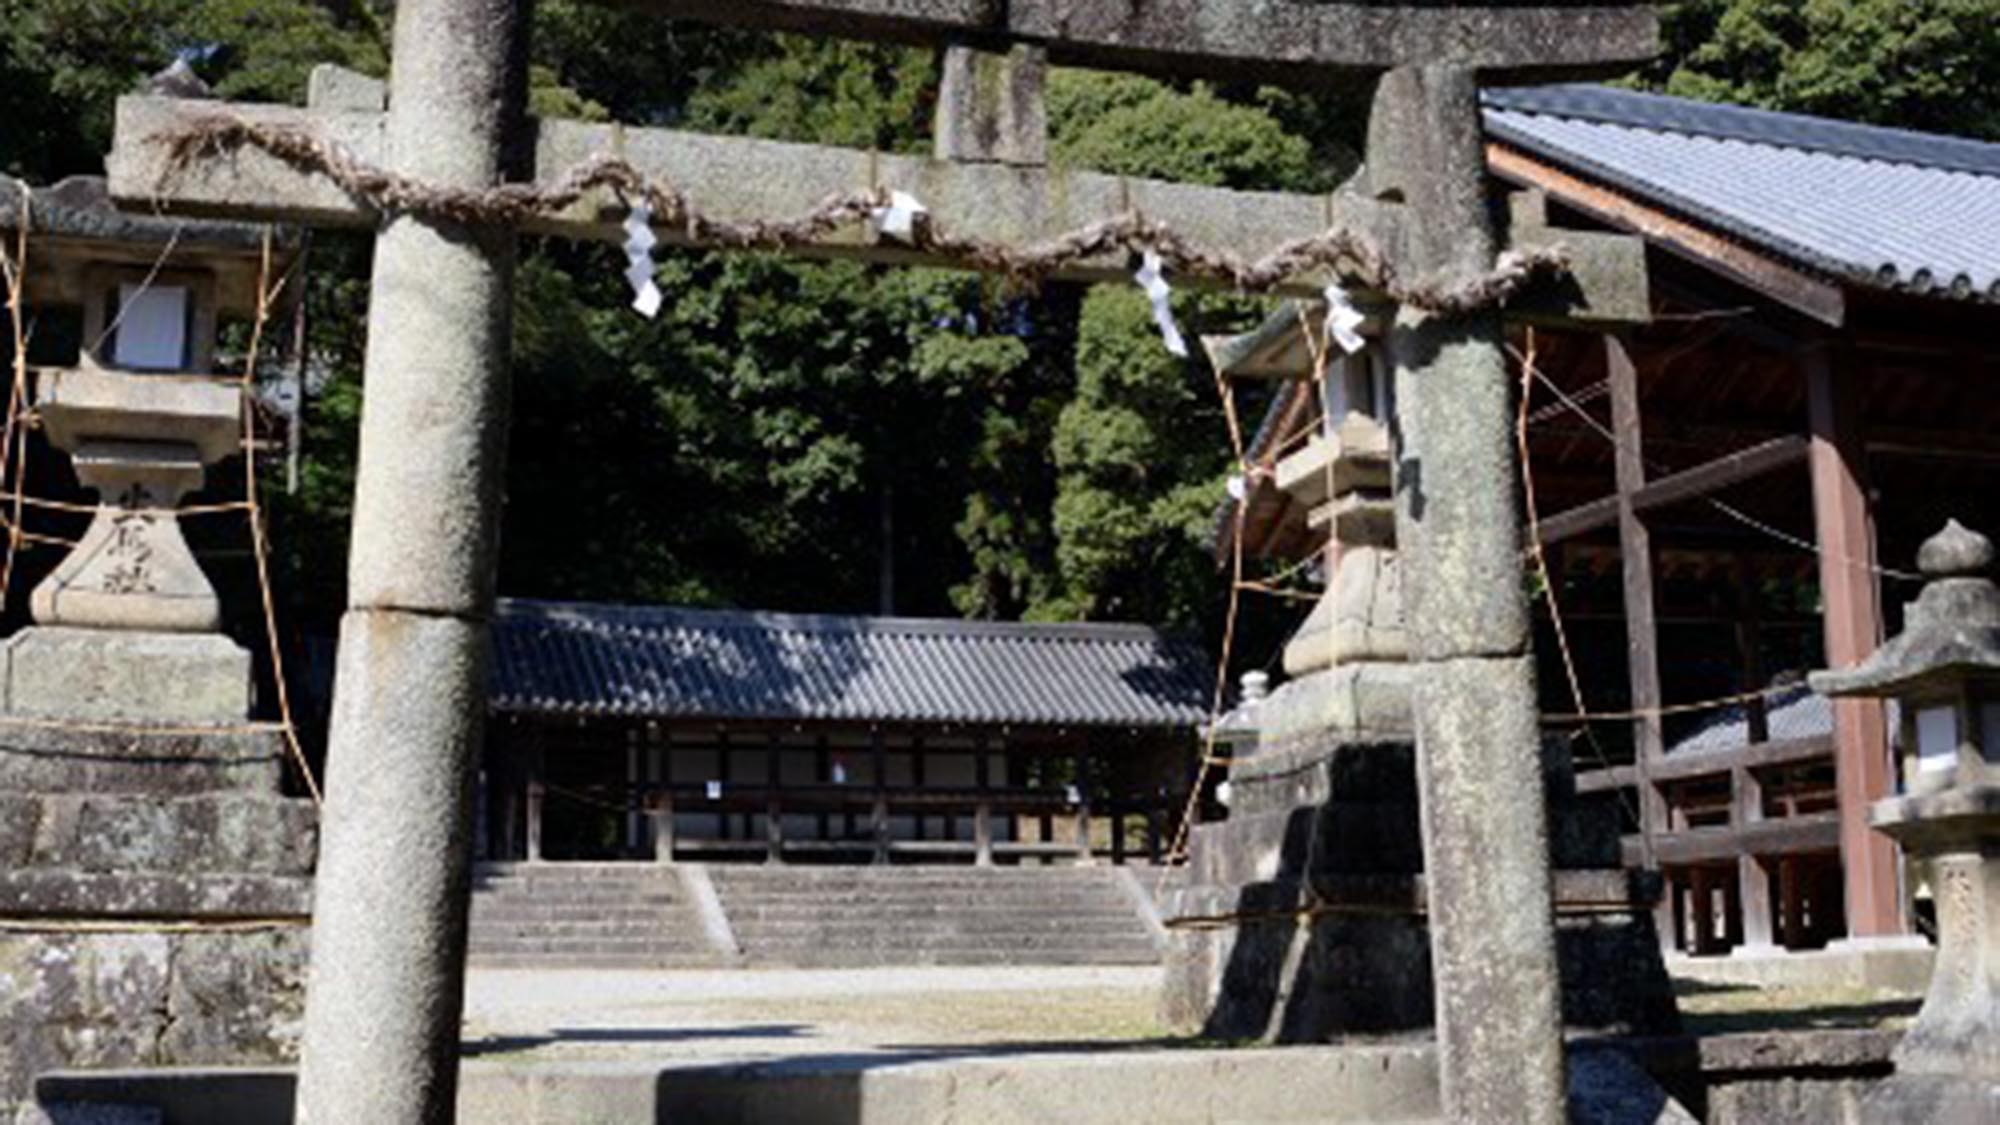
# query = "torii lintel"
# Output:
<box><xmin>625</xmin><ymin>1</ymin><xmax>1661</xmax><ymax>85</ymax></box>
<box><xmin>106</xmin><ymin>95</ymin><xmax>1649</xmax><ymax>326</ymax></box>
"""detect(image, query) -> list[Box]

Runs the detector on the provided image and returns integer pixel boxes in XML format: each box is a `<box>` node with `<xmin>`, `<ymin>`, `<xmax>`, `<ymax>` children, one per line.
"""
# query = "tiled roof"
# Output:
<box><xmin>1669</xmin><ymin>685</ymin><xmax>1831</xmax><ymax>756</ymax></box>
<box><xmin>1667</xmin><ymin>683</ymin><xmax>1898</xmax><ymax>756</ymax></box>
<box><xmin>489</xmin><ymin>599</ymin><xmax>1212</xmax><ymax>729</ymax></box>
<box><xmin>1483</xmin><ymin>84</ymin><xmax>2000</xmax><ymax>302</ymax></box>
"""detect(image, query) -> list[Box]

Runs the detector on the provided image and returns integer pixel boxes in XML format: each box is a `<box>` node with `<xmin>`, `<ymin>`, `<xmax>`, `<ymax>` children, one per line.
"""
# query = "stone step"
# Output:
<box><xmin>733</xmin><ymin>946</ymin><xmax>1158</xmax><ymax>962</ymax></box>
<box><xmin>704</xmin><ymin>868</ymin><xmax>1117</xmax><ymax>879</ymax></box>
<box><xmin>727</xmin><ymin>922</ymin><xmax>1155</xmax><ymax>940</ymax></box>
<box><xmin>703</xmin><ymin>885</ymin><xmax>1123</xmax><ymax>898</ymax></box>
<box><xmin>469</xmin><ymin>918</ymin><xmax>685</xmax><ymax>934</ymax></box>
<box><xmin>732</xmin><ymin>939</ymin><xmax>1155</xmax><ymax>956</ymax></box>
<box><xmin>474</xmin><ymin>892</ymin><xmax>688</xmax><ymax>912</ymax></box>
<box><xmin>706</xmin><ymin>867</ymin><xmax>1113</xmax><ymax>875</ymax></box>
<box><xmin>477</xmin><ymin>863</ymin><xmax>680</xmax><ymax>878</ymax></box>
<box><xmin>473</xmin><ymin>886</ymin><xmax>683</xmax><ymax>901</ymax></box>
<box><xmin>736</xmin><ymin>950</ymin><xmax>1153</xmax><ymax>967</ymax></box>
<box><xmin>474</xmin><ymin>872</ymin><xmax>680</xmax><ymax>888</ymax></box>
<box><xmin>722</xmin><ymin>916</ymin><xmax>1147</xmax><ymax>934</ymax></box>
<box><xmin>469</xmin><ymin>922</ymin><xmax>700</xmax><ymax>939</ymax></box>
<box><xmin>731</xmin><ymin>926</ymin><xmax>1153</xmax><ymax>941</ymax></box>
<box><xmin>710</xmin><ymin>898</ymin><xmax>1130</xmax><ymax>912</ymax></box>
<box><xmin>469</xmin><ymin>955</ymin><xmax>725</xmax><ymax>970</ymax></box>
<box><xmin>468</xmin><ymin>937</ymin><xmax>715</xmax><ymax>954</ymax></box>
<box><xmin>467</xmin><ymin>863</ymin><xmax>1163</xmax><ymax>969</ymax></box>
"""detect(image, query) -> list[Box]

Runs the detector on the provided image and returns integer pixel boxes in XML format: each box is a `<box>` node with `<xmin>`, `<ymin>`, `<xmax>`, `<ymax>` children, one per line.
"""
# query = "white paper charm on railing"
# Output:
<box><xmin>1136</xmin><ymin>250</ymin><xmax>1189</xmax><ymax>358</ymax></box>
<box><xmin>623</xmin><ymin>201</ymin><xmax>663</xmax><ymax>318</ymax></box>
<box><xmin>871</xmin><ymin>190</ymin><xmax>928</xmax><ymax>243</ymax></box>
<box><xmin>1324</xmin><ymin>282</ymin><xmax>1367</xmax><ymax>355</ymax></box>
<box><xmin>1226</xmin><ymin>473</ymin><xmax>1247</xmax><ymax>503</ymax></box>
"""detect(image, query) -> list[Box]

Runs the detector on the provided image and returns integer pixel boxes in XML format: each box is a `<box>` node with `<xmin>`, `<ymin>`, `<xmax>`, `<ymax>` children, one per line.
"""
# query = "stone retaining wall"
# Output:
<box><xmin>1</xmin><ymin>927</ymin><xmax>308</xmax><ymax>1115</ymax></box>
<box><xmin>0</xmin><ymin>727</ymin><xmax>315</xmax><ymax>1116</ymax></box>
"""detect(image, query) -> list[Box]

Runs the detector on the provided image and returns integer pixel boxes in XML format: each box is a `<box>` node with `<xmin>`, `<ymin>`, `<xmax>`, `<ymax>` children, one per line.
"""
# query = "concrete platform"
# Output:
<box><xmin>1668</xmin><ymin>939</ymin><xmax>1935</xmax><ymax>994</ymax></box>
<box><xmin>25</xmin><ymin>1042</ymin><xmax>1709</xmax><ymax>1125</ymax></box>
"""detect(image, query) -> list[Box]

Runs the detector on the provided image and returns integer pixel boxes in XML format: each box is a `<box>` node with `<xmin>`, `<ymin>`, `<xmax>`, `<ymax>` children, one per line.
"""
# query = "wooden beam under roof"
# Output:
<box><xmin>1537</xmin><ymin>434</ymin><xmax>1812</xmax><ymax>544</ymax></box>
<box><xmin>1488</xmin><ymin>142</ymin><xmax>1849</xmax><ymax>327</ymax></box>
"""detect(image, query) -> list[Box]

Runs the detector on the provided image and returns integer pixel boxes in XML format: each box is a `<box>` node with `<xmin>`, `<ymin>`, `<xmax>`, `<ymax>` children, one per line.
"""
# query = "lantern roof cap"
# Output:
<box><xmin>1812</xmin><ymin>521</ymin><xmax>2000</xmax><ymax>699</ymax></box>
<box><xmin>0</xmin><ymin>174</ymin><xmax>299</xmax><ymax>260</ymax></box>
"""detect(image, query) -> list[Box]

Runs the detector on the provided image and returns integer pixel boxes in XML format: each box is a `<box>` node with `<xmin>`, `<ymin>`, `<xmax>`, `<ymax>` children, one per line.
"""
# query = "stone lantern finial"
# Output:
<box><xmin>1916</xmin><ymin>519</ymin><xmax>1994</xmax><ymax>580</ymax></box>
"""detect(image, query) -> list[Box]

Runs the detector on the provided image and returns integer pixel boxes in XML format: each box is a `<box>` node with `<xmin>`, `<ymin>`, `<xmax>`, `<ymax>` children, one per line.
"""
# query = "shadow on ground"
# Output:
<box><xmin>1671</xmin><ymin>979</ymin><xmax>1921</xmax><ymax>1036</ymax></box>
<box><xmin>462</xmin><ymin>1024</ymin><xmax>814</xmax><ymax>1057</ymax></box>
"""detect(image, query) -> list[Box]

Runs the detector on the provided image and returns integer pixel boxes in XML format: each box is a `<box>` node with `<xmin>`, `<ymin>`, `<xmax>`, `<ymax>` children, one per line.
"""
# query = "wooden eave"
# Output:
<box><xmin>1486</xmin><ymin>141</ymin><xmax>1849</xmax><ymax>328</ymax></box>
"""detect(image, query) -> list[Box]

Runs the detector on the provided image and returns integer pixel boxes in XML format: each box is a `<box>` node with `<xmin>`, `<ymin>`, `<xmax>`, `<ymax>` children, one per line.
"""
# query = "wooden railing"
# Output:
<box><xmin>525</xmin><ymin>780</ymin><xmax>1179</xmax><ymax>866</ymax></box>
<box><xmin>1572</xmin><ymin>734</ymin><xmax>1842</xmax><ymax>953</ymax></box>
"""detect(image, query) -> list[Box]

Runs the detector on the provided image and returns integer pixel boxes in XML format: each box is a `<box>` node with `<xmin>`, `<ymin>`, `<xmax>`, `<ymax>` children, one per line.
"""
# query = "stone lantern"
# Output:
<box><xmin>1161</xmin><ymin>299</ymin><xmax>1677</xmax><ymax>1045</ymax></box>
<box><xmin>0</xmin><ymin>175</ymin><xmax>295</xmax><ymax>725</ymax></box>
<box><xmin>1810</xmin><ymin>520</ymin><xmax>2000</xmax><ymax>1124</ymax></box>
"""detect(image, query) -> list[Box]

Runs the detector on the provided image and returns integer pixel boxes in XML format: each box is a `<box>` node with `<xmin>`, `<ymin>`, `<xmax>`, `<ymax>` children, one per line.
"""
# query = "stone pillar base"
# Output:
<box><xmin>3</xmin><ymin>626</ymin><xmax>251</xmax><ymax>725</ymax></box>
<box><xmin>1860</xmin><ymin>1073</ymin><xmax>2000</xmax><ymax>1125</ymax></box>
<box><xmin>1163</xmin><ymin>722</ymin><xmax>1679</xmax><ymax>1042</ymax></box>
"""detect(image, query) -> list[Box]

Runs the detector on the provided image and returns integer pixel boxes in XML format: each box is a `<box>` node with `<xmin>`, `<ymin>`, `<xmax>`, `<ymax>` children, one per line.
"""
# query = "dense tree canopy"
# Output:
<box><xmin>1640</xmin><ymin>0</ymin><xmax>2000</xmax><ymax>139</ymax></box>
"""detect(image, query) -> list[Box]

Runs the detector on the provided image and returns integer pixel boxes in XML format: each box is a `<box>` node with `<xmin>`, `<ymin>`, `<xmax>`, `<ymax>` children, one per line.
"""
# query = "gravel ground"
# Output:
<box><xmin>460</xmin><ymin>963</ymin><xmax>1924</xmax><ymax>1070</ymax></box>
<box><xmin>461</xmin><ymin>966</ymin><xmax>1167</xmax><ymax>1066</ymax></box>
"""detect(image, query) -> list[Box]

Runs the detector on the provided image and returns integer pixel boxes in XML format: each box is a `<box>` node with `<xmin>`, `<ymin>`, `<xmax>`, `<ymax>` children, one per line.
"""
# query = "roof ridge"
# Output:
<box><xmin>496</xmin><ymin>597</ymin><xmax>1186</xmax><ymax>643</ymax></box>
<box><xmin>1483</xmin><ymin>83</ymin><xmax>2000</xmax><ymax>179</ymax></box>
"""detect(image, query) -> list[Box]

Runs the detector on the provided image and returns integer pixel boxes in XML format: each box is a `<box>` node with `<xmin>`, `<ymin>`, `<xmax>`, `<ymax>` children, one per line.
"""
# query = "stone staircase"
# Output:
<box><xmin>468</xmin><ymin>863</ymin><xmax>726</xmax><ymax>969</ymax></box>
<box><xmin>707</xmin><ymin>865</ymin><xmax>1165</xmax><ymax>967</ymax></box>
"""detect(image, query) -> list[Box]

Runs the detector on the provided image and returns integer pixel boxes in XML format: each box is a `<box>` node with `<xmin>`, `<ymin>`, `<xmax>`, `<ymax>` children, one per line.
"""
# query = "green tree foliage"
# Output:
<box><xmin>1033</xmin><ymin>70</ymin><xmax>1324</xmax><ymax>627</ymax></box>
<box><xmin>501</xmin><ymin>28</ymin><xmax>1077</xmax><ymax>619</ymax></box>
<box><xmin>1047</xmin><ymin>71</ymin><xmax>1318</xmax><ymax>190</ymax></box>
<box><xmin>0</xmin><ymin>0</ymin><xmax>385</xmax><ymax>178</ymax></box>
<box><xmin>1642</xmin><ymin>0</ymin><xmax>2000</xmax><ymax>139</ymax></box>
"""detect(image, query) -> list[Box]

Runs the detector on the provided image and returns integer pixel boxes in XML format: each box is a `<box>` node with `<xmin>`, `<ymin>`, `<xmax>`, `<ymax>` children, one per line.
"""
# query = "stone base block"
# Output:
<box><xmin>1163</xmin><ymin>874</ymin><xmax>1678</xmax><ymax>1041</ymax></box>
<box><xmin>0</xmin><ymin>792</ymin><xmax>315</xmax><ymax>876</ymax></box>
<box><xmin>1252</xmin><ymin>664</ymin><xmax>1413</xmax><ymax>746</ymax></box>
<box><xmin>1167</xmin><ymin>716</ymin><xmax>1677</xmax><ymax>1044</ymax></box>
<box><xmin>0</xmin><ymin>726</ymin><xmax>285</xmax><ymax>796</ymax></box>
<box><xmin>0</xmin><ymin>928</ymin><xmax>307</xmax><ymax>1115</ymax></box>
<box><xmin>4</xmin><ymin>627</ymin><xmax>250</xmax><ymax>726</ymax></box>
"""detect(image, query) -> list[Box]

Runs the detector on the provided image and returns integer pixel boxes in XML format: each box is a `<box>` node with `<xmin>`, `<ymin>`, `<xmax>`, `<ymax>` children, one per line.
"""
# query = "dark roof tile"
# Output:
<box><xmin>1483</xmin><ymin>84</ymin><xmax>2000</xmax><ymax>302</ymax></box>
<box><xmin>490</xmin><ymin>600</ymin><xmax>1212</xmax><ymax>729</ymax></box>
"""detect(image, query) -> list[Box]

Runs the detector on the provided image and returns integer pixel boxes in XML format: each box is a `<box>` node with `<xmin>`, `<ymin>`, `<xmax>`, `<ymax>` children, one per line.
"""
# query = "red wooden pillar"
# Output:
<box><xmin>1607</xmin><ymin>336</ymin><xmax>1675</xmax><ymax>952</ymax></box>
<box><xmin>1804</xmin><ymin>344</ymin><xmax>1903</xmax><ymax>938</ymax></box>
<box><xmin>1607</xmin><ymin>336</ymin><xmax>1668</xmax><ymax>853</ymax></box>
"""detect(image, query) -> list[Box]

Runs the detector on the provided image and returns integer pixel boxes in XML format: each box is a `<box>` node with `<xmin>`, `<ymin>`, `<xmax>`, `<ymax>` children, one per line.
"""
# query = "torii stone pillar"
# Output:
<box><xmin>1372</xmin><ymin>66</ymin><xmax>1566</xmax><ymax>1123</ymax></box>
<box><xmin>293</xmin><ymin>0</ymin><xmax>525</xmax><ymax>1120</ymax></box>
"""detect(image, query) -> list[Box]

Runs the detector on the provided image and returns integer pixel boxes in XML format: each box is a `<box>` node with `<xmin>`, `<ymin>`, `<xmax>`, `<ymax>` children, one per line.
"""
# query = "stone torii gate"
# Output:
<box><xmin>105</xmin><ymin>2</ymin><xmax>1659</xmax><ymax>1121</ymax></box>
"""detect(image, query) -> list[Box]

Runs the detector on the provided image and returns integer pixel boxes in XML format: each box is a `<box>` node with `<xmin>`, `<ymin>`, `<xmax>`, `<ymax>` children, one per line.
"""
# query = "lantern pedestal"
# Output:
<box><xmin>3</xmin><ymin>626</ymin><xmax>251</xmax><ymax>725</ymax></box>
<box><xmin>1860</xmin><ymin>788</ymin><xmax>2000</xmax><ymax>1123</ymax></box>
<box><xmin>1810</xmin><ymin>519</ymin><xmax>2000</xmax><ymax>1125</ymax></box>
<box><xmin>5</xmin><ymin>367</ymin><xmax>251</xmax><ymax>725</ymax></box>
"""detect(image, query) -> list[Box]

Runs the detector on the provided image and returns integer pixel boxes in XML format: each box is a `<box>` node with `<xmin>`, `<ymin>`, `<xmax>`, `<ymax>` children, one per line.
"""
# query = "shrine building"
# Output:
<box><xmin>475</xmin><ymin>599</ymin><xmax>1211</xmax><ymax>867</ymax></box>
<box><xmin>1220</xmin><ymin>83</ymin><xmax>1999</xmax><ymax>964</ymax></box>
